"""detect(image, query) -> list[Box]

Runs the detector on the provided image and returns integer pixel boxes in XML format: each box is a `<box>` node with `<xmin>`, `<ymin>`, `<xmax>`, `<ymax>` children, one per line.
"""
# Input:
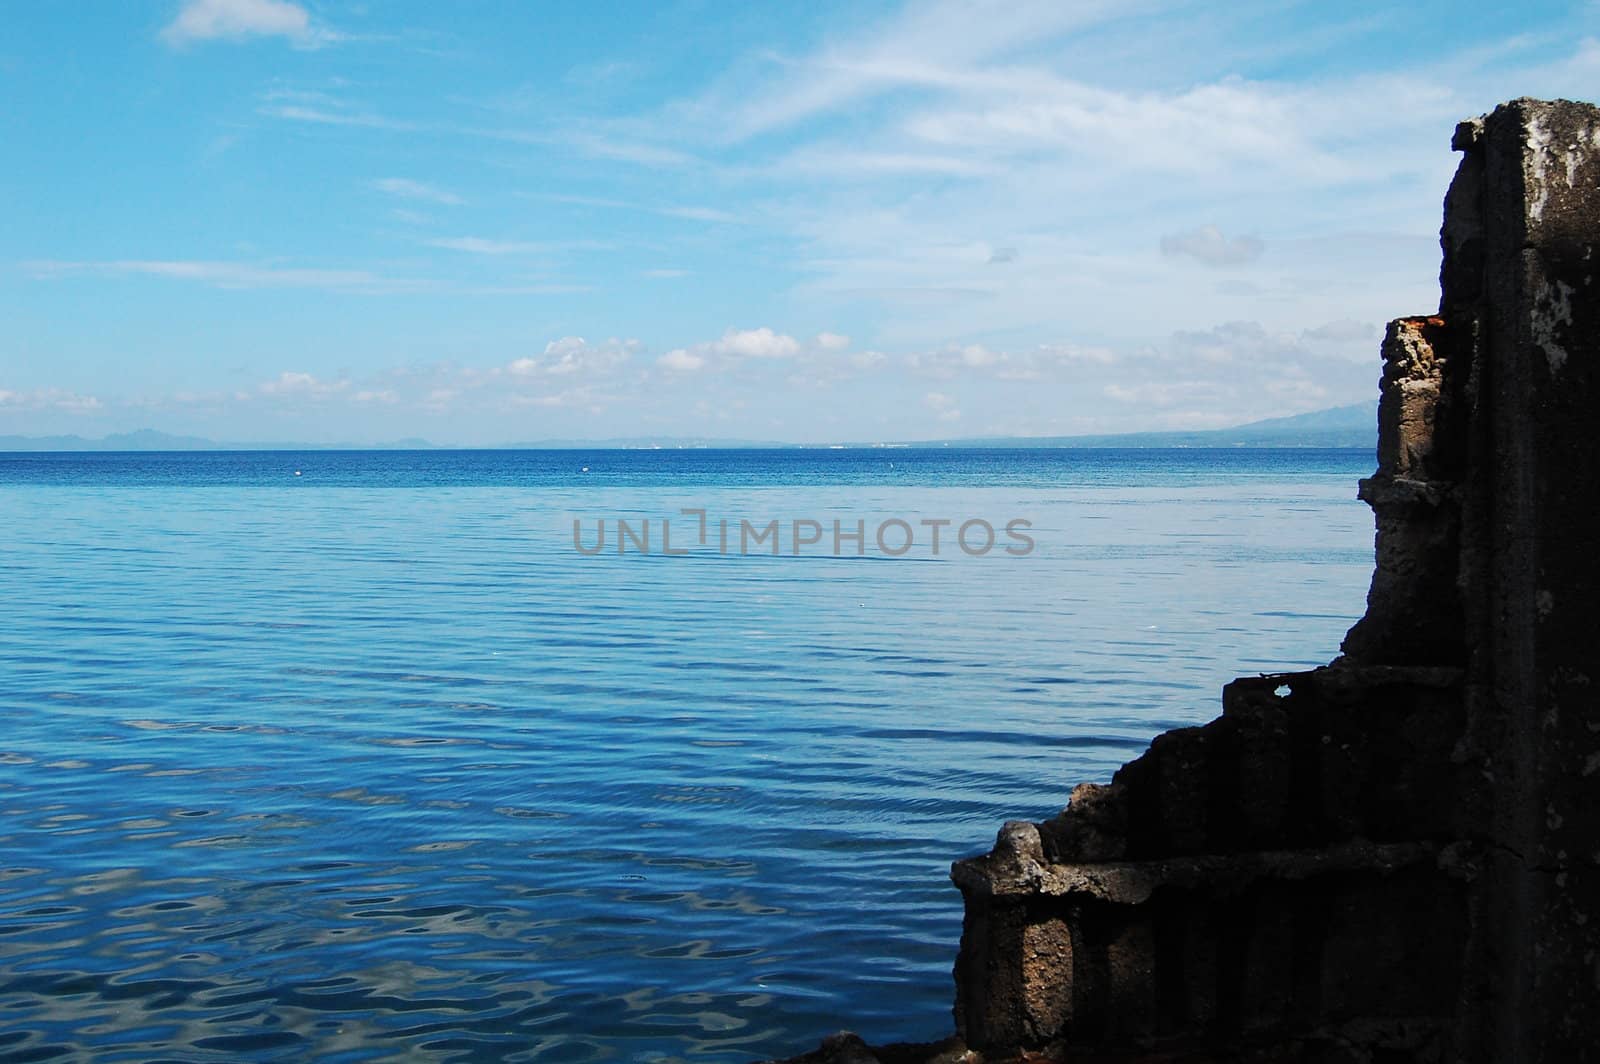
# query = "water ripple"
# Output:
<box><xmin>0</xmin><ymin>451</ymin><xmax>1373</xmax><ymax>1060</ymax></box>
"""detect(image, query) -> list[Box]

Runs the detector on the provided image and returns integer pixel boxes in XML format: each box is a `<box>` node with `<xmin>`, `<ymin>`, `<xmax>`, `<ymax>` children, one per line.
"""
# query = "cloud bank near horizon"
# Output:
<box><xmin>4</xmin><ymin>1</ymin><xmax>1597</xmax><ymax>442</ymax></box>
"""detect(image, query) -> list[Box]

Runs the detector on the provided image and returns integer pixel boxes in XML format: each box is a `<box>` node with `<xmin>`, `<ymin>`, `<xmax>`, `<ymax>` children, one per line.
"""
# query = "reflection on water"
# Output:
<box><xmin>0</xmin><ymin>450</ymin><xmax>1373</xmax><ymax>1060</ymax></box>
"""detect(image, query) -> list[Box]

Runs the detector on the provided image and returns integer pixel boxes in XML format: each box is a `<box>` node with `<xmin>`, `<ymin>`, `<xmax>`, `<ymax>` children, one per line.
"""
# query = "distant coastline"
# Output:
<box><xmin>0</xmin><ymin>402</ymin><xmax>1377</xmax><ymax>453</ymax></box>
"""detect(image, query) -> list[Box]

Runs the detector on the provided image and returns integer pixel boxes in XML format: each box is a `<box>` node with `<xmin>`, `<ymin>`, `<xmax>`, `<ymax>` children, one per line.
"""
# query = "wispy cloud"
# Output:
<box><xmin>259</xmin><ymin>371</ymin><xmax>350</xmax><ymax>399</ymax></box>
<box><xmin>372</xmin><ymin>178</ymin><xmax>463</xmax><ymax>205</ymax></box>
<box><xmin>906</xmin><ymin>341</ymin><xmax>1115</xmax><ymax>381</ymax></box>
<box><xmin>259</xmin><ymin>97</ymin><xmax>414</xmax><ymax>131</ymax></box>
<box><xmin>0</xmin><ymin>387</ymin><xmax>103</xmax><ymax>413</ymax></box>
<box><xmin>23</xmin><ymin>258</ymin><xmax>593</xmax><ymax>298</ymax></box>
<box><xmin>425</xmin><ymin>237</ymin><xmax>545</xmax><ymax>256</ymax></box>
<box><xmin>641</xmin><ymin>1</ymin><xmax>1582</xmax><ymax>352</ymax></box>
<box><xmin>538</xmin><ymin>193</ymin><xmax>738</xmax><ymax>224</ymax></box>
<box><xmin>459</xmin><ymin>282</ymin><xmax>595</xmax><ymax>295</ymax></box>
<box><xmin>774</xmin><ymin>147</ymin><xmax>1001</xmax><ymax>178</ymax></box>
<box><xmin>658</xmin><ymin>205</ymin><xmax>737</xmax><ymax>223</ymax></box>
<box><xmin>702</xmin><ymin>0</ymin><xmax>1149</xmax><ymax>140</ymax></box>
<box><xmin>1160</xmin><ymin>225</ymin><xmax>1265</xmax><ymax>267</ymax></box>
<box><xmin>558</xmin><ymin>132</ymin><xmax>697</xmax><ymax>167</ymax></box>
<box><xmin>258</xmin><ymin>91</ymin><xmax>699</xmax><ymax>168</ymax></box>
<box><xmin>923</xmin><ymin>390</ymin><xmax>961</xmax><ymax>422</ymax></box>
<box><xmin>26</xmin><ymin>259</ymin><xmax>433</xmax><ymax>294</ymax></box>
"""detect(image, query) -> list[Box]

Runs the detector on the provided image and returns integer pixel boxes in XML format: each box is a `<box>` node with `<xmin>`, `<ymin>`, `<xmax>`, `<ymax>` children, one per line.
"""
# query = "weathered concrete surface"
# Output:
<box><xmin>762</xmin><ymin>1032</ymin><xmax>975</xmax><ymax>1064</ymax></box>
<box><xmin>1339</xmin><ymin>317</ymin><xmax>1464</xmax><ymax>666</ymax></box>
<box><xmin>1446</xmin><ymin>96</ymin><xmax>1600</xmax><ymax>1063</ymax></box>
<box><xmin>951</xmin><ymin>668</ymin><xmax>1474</xmax><ymax>1058</ymax></box>
<box><xmin>766</xmin><ymin>97</ymin><xmax>1599</xmax><ymax>1064</ymax></box>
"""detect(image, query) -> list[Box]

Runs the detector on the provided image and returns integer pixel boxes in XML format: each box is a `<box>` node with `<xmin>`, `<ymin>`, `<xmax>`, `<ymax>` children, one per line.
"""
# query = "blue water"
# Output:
<box><xmin>0</xmin><ymin>449</ymin><xmax>1374</xmax><ymax>1061</ymax></box>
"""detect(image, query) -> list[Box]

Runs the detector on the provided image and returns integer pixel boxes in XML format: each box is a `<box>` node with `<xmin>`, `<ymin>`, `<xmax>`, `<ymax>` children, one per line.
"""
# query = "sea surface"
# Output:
<box><xmin>0</xmin><ymin>448</ymin><xmax>1375</xmax><ymax>1062</ymax></box>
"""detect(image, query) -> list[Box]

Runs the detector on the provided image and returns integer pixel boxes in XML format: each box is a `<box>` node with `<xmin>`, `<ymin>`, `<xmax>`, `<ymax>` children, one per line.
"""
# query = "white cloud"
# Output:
<box><xmin>653</xmin><ymin>327</ymin><xmax>822</xmax><ymax>374</ymax></box>
<box><xmin>1160</xmin><ymin>225</ymin><xmax>1265</xmax><ymax>267</ymax></box>
<box><xmin>28</xmin><ymin>258</ymin><xmax>598</xmax><ymax>300</ymax></box>
<box><xmin>775</xmin><ymin>147</ymin><xmax>1001</xmax><ymax>178</ymax></box>
<box><xmin>259</xmin><ymin>371</ymin><xmax>350</xmax><ymax>399</ymax></box>
<box><xmin>0</xmin><ymin>388</ymin><xmax>103</xmax><ymax>412</ymax></box>
<box><xmin>1303</xmin><ymin>319</ymin><xmax>1380</xmax><ymax>346</ymax></box>
<box><xmin>460</xmin><ymin>283</ymin><xmax>595</xmax><ymax>296</ymax></box>
<box><xmin>663</xmin><ymin>3</ymin><xmax>1577</xmax><ymax>350</ymax></box>
<box><xmin>1084</xmin><ymin>320</ymin><xmax>1375</xmax><ymax>417</ymax></box>
<box><xmin>557</xmin><ymin>132</ymin><xmax>697</xmax><ymax>167</ymax></box>
<box><xmin>712</xmin><ymin>327</ymin><xmax>800</xmax><ymax>359</ymax></box>
<box><xmin>372</xmin><ymin>178</ymin><xmax>463</xmax><ymax>206</ymax></box>
<box><xmin>260</xmin><ymin>104</ymin><xmax>409</xmax><ymax>129</ymax></box>
<box><xmin>923</xmin><ymin>391</ymin><xmax>961</xmax><ymax>422</ymax></box>
<box><xmin>35</xmin><ymin>6</ymin><xmax>1600</xmax><ymax>443</ymax></box>
<box><xmin>708</xmin><ymin>0</ymin><xmax>1142</xmax><ymax>139</ymax></box>
<box><xmin>1103</xmin><ymin>380</ymin><xmax>1225</xmax><ymax>407</ymax></box>
<box><xmin>256</xmin><ymin>89</ymin><xmax>416</xmax><ymax>129</ymax></box>
<box><xmin>507</xmin><ymin>337</ymin><xmax>638</xmax><ymax>378</ymax></box>
<box><xmin>958</xmin><ymin>344</ymin><xmax>1001</xmax><ymax>368</ymax></box>
<box><xmin>658</xmin><ymin>349</ymin><xmax>706</xmax><ymax>372</ymax></box>
<box><xmin>659</xmin><ymin>205</ymin><xmax>738</xmax><ymax>223</ymax></box>
<box><xmin>256</xmin><ymin>91</ymin><xmax>694</xmax><ymax>166</ymax></box>
<box><xmin>161</xmin><ymin>0</ymin><xmax>325</xmax><ymax>47</ymax></box>
<box><xmin>418</xmin><ymin>387</ymin><xmax>460</xmax><ymax>413</ymax></box>
<box><xmin>26</xmin><ymin>259</ymin><xmax>432</xmax><ymax>294</ymax></box>
<box><xmin>426</xmin><ymin>237</ymin><xmax>545</xmax><ymax>255</ymax></box>
<box><xmin>535</xmin><ymin>194</ymin><xmax>737</xmax><ymax>224</ymax></box>
<box><xmin>1167</xmin><ymin>320</ymin><xmax>1302</xmax><ymax>364</ymax></box>
<box><xmin>896</xmin><ymin>76</ymin><xmax>1364</xmax><ymax>180</ymax></box>
<box><xmin>907</xmin><ymin>341</ymin><xmax>1113</xmax><ymax>379</ymax></box>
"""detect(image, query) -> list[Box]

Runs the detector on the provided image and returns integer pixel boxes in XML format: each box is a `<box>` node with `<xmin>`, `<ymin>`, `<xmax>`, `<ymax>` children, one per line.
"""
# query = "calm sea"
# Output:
<box><xmin>0</xmin><ymin>448</ymin><xmax>1374</xmax><ymax>1062</ymax></box>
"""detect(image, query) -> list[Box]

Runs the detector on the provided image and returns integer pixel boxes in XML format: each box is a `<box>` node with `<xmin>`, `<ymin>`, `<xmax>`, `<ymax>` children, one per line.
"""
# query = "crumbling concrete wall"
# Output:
<box><xmin>947</xmin><ymin>98</ymin><xmax>1600</xmax><ymax>1063</ymax></box>
<box><xmin>1449</xmin><ymin>97</ymin><xmax>1600</xmax><ymax>1062</ymax></box>
<box><xmin>952</xmin><ymin>668</ymin><xmax>1474</xmax><ymax>1060</ymax></box>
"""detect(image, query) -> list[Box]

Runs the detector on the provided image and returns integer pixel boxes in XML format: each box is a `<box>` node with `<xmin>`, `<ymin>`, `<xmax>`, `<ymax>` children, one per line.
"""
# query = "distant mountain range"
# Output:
<box><xmin>931</xmin><ymin>401</ymin><xmax>1378</xmax><ymax>449</ymax></box>
<box><xmin>498</xmin><ymin>436</ymin><xmax>795</xmax><ymax>450</ymax></box>
<box><xmin>0</xmin><ymin>402</ymin><xmax>1377</xmax><ymax>452</ymax></box>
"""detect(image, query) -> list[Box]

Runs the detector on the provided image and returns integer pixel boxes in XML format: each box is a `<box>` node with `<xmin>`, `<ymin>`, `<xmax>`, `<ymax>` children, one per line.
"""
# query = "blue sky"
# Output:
<box><xmin>2</xmin><ymin>0</ymin><xmax>1596</xmax><ymax>444</ymax></box>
